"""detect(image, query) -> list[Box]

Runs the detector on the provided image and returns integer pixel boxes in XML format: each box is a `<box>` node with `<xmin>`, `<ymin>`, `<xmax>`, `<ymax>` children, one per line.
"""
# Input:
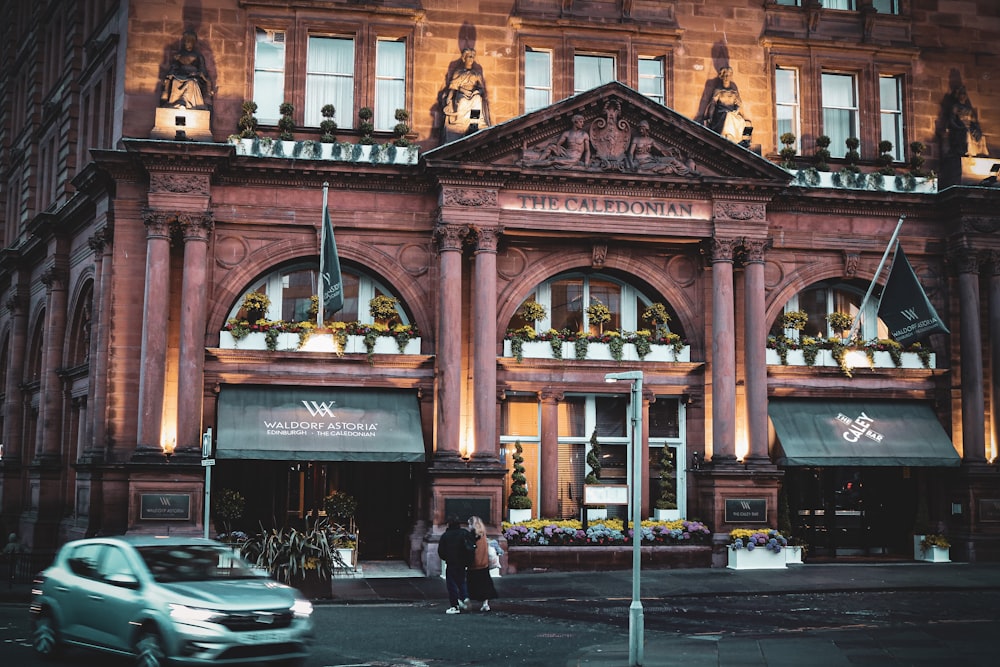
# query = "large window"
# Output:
<box><xmin>638</xmin><ymin>57</ymin><xmax>665</xmax><ymax>105</ymax></box>
<box><xmin>305</xmin><ymin>36</ymin><xmax>355</xmax><ymax>129</ymax></box>
<box><xmin>822</xmin><ymin>72</ymin><xmax>859</xmax><ymax>158</ymax></box>
<box><xmin>879</xmin><ymin>75</ymin><xmax>904</xmax><ymax>162</ymax></box>
<box><xmin>507</xmin><ymin>273</ymin><xmax>678</xmax><ymax>337</ymax></box>
<box><xmin>574</xmin><ymin>54</ymin><xmax>615</xmax><ymax>95</ymax></box>
<box><xmin>253</xmin><ymin>28</ymin><xmax>286</xmax><ymax>125</ymax></box>
<box><xmin>775</xmin><ymin>66</ymin><xmax>800</xmax><ymax>152</ymax></box>
<box><xmin>227</xmin><ymin>263</ymin><xmax>409</xmax><ymax>326</ymax></box>
<box><xmin>772</xmin><ymin>280</ymin><xmax>887</xmax><ymax>342</ymax></box>
<box><xmin>525</xmin><ymin>48</ymin><xmax>552</xmax><ymax>113</ymax></box>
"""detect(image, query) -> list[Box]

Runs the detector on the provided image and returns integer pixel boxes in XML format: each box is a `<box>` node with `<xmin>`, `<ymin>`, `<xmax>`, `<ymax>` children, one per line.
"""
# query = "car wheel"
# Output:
<box><xmin>32</xmin><ymin>613</ymin><xmax>62</xmax><ymax>660</ymax></box>
<box><xmin>135</xmin><ymin>630</ymin><xmax>169</xmax><ymax>667</ymax></box>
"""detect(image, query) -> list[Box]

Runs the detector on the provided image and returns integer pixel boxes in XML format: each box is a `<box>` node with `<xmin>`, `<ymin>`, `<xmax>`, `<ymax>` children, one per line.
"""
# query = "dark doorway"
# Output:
<box><xmin>784</xmin><ymin>467</ymin><xmax>916</xmax><ymax>558</ymax></box>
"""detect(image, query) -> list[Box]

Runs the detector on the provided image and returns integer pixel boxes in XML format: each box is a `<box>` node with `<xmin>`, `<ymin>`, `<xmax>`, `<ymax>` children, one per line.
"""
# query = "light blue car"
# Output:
<box><xmin>29</xmin><ymin>535</ymin><xmax>313</xmax><ymax>666</ymax></box>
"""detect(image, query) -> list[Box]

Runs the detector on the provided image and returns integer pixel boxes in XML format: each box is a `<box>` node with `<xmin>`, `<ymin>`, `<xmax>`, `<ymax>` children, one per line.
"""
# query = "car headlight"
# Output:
<box><xmin>169</xmin><ymin>603</ymin><xmax>225</xmax><ymax>624</ymax></box>
<box><xmin>291</xmin><ymin>599</ymin><xmax>313</xmax><ymax>618</ymax></box>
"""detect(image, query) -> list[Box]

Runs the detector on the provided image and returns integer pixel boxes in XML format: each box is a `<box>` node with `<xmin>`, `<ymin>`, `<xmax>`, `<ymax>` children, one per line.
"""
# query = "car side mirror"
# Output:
<box><xmin>105</xmin><ymin>573</ymin><xmax>141</xmax><ymax>590</ymax></box>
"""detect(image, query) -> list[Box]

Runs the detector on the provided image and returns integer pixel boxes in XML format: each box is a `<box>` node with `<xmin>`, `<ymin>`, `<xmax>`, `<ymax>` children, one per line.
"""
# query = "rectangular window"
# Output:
<box><xmin>823</xmin><ymin>0</ymin><xmax>854</xmax><ymax>9</ymax></box>
<box><xmin>872</xmin><ymin>0</ymin><xmax>898</xmax><ymax>13</ymax></box>
<box><xmin>879</xmin><ymin>75</ymin><xmax>904</xmax><ymax>161</ymax></box>
<box><xmin>253</xmin><ymin>28</ymin><xmax>286</xmax><ymax>125</ymax></box>
<box><xmin>305</xmin><ymin>36</ymin><xmax>355</xmax><ymax>128</ymax></box>
<box><xmin>558</xmin><ymin>396</ymin><xmax>586</xmax><ymax>438</ymax></box>
<box><xmin>375</xmin><ymin>39</ymin><xmax>406</xmax><ymax>131</ymax></box>
<box><xmin>821</xmin><ymin>72</ymin><xmax>859</xmax><ymax>158</ymax></box>
<box><xmin>557</xmin><ymin>443</ymin><xmax>585</xmax><ymax>519</ymax></box>
<box><xmin>574</xmin><ymin>54</ymin><xmax>615</xmax><ymax>94</ymax></box>
<box><xmin>525</xmin><ymin>48</ymin><xmax>552</xmax><ymax>113</ymax></box>
<box><xmin>775</xmin><ymin>66</ymin><xmax>800</xmax><ymax>152</ymax></box>
<box><xmin>638</xmin><ymin>57</ymin><xmax>664</xmax><ymax>105</ymax></box>
<box><xmin>502</xmin><ymin>396</ymin><xmax>540</xmax><ymax>438</ymax></box>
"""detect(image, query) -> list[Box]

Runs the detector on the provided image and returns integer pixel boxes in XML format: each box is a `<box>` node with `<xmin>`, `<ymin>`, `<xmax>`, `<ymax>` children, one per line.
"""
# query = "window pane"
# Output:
<box><xmin>503</xmin><ymin>396</ymin><xmax>539</xmax><ymax>437</ymax></box>
<box><xmin>638</xmin><ymin>58</ymin><xmax>664</xmax><ymax>105</ymax></box>
<box><xmin>558</xmin><ymin>397</ymin><xmax>586</xmax><ymax>438</ymax></box>
<box><xmin>821</xmin><ymin>73</ymin><xmax>857</xmax><ymax>158</ymax></box>
<box><xmin>587</xmin><ymin>279</ymin><xmax>621</xmax><ymax>334</ymax></box>
<box><xmin>254</xmin><ymin>28</ymin><xmax>285</xmax><ymax>124</ymax></box>
<box><xmin>525</xmin><ymin>49</ymin><xmax>552</xmax><ymax>113</ymax></box>
<box><xmin>775</xmin><ymin>67</ymin><xmax>799</xmax><ymax>151</ymax></box>
<box><xmin>306</xmin><ymin>36</ymin><xmax>355</xmax><ymax>128</ymax></box>
<box><xmin>558</xmin><ymin>442</ymin><xmax>585</xmax><ymax>519</ymax></box>
<box><xmin>375</xmin><ymin>40</ymin><xmax>406</xmax><ymax>131</ymax></box>
<box><xmin>281</xmin><ymin>268</ymin><xmax>317</xmax><ymax>322</ymax></box>
<box><xmin>879</xmin><ymin>76</ymin><xmax>903</xmax><ymax>161</ymax></box>
<box><xmin>574</xmin><ymin>54</ymin><xmax>615</xmax><ymax>94</ymax></box>
<box><xmin>550</xmin><ymin>278</ymin><xmax>584</xmax><ymax>332</ymax></box>
<box><xmin>872</xmin><ymin>0</ymin><xmax>897</xmax><ymax>13</ymax></box>
<box><xmin>649</xmin><ymin>398</ymin><xmax>680</xmax><ymax>438</ymax></box>
<box><xmin>595</xmin><ymin>396</ymin><xmax>627</xmax><ymax>438</ymax></box>
<box><xmin>823</xmin><ymin>0</ymin><xmax>854</xmax><ymax>9</ymax></box>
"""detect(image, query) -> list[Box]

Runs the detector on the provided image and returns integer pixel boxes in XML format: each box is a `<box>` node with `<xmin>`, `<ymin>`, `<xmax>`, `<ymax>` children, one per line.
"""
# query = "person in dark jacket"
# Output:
<box><xmin>437</xmin><ymin>515</ymin><xmax>472</xmax><ymax>614</ymax></box>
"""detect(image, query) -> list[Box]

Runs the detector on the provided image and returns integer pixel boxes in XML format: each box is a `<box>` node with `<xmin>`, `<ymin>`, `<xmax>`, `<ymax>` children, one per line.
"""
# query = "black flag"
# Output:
<box><xmin>320</xmin><ymin>197</ymin><xmax>344</xmax><ymax>320</ymax></box>
<box><xmin>877</xmin><ymin>244</ymin><xmax>949</xmax><ymax>345</ymax></box>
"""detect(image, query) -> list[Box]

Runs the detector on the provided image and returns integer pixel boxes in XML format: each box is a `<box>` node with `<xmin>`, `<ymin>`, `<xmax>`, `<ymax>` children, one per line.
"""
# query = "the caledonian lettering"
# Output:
<box><xmin>511</xmin><ymin>193</ymin><xmax>697</xmax><ymax>218</ymax></box>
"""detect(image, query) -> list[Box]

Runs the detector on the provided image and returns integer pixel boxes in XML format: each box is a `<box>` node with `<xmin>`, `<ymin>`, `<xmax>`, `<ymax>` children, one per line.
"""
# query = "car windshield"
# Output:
<box><xmin>137</xmin><ymin>544</ymin><xmax>263</xmax><ymax>583</ymax></box>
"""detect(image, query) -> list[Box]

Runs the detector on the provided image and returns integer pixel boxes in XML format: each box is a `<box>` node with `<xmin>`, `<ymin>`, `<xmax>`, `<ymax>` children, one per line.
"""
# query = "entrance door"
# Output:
<box><xmin>334</xmin><ymin>462</ymin><xmax>413</xmax><ymax>559</ymax></box>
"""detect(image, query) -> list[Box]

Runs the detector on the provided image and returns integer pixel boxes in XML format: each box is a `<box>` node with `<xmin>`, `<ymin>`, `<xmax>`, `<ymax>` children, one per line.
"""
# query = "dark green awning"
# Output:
<box><xmin>769</xmin><ymin>399</ymin><xmax>959</xmax><ymax>467</ymax></box>
<box><xmin>216</xmin><ymin>385</ymin><xmax>426</xmax><ymax>462</ymax></box>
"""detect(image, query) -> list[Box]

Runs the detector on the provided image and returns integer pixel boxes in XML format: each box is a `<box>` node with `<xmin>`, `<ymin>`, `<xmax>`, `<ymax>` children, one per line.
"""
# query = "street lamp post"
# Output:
<box><xmin>605</xmin><ymin>370</ymin><xmax>644</xmax><ymax>666</ymax></box>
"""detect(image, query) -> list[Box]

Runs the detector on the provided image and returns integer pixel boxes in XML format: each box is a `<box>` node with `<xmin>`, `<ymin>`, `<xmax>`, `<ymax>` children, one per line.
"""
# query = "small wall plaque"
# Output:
<box><xmin>584</xmin><ymin>484</ymin><xmax>629</xmax><ymax>506</ymax></box>
<box><xmin>140</xmin><ymin>493</ymin><xmax>191</xmax><ymax>521</ymax></box>
<box><xmin>725</xmin><ymin>498</ymin><xmax>767</xmax><ymax>523</ymax></box>
<box><xmin>445</xmin><ymin>497</ymin><xmax>491</xmax><ymax>523</ymax></box>
<box><xmin>979</xmin><ymin>498</ymin><xmax>1000</xmax><ymax>522</ymax></box>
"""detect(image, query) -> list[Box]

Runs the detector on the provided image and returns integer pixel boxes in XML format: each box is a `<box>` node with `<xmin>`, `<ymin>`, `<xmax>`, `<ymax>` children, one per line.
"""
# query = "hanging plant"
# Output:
<box><xmin>801</xmin><ymin>336</ymin><xmax>820</xmax><ymax>366</ymax></box>
<box><xmin>547</xmin><ymin>329</ymin><xmax>564</xmax><ymax>359</ymax></box>
<box><xmin>519</xmin><ymin>299</ymin><xmax>547</xmax><ymax>324</ymax></box>
<box><xmin>608</xmin><ymin>332</ymin><xmax>625</xmax><ymax>361</ymax></box>
<box><xmin>574</xmin><ymin>336</ymin><xmax>589</xmax><ymax>360</ymax></box>
<box><xmin>826</xmin><ymin>311</ymin><xmax>854</xmax><ymax>336</ymax></box>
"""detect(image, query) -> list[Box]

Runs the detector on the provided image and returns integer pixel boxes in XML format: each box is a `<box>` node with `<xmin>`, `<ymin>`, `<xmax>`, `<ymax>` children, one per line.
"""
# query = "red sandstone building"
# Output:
<box><xmin>2</xmin><ymin>0</ymin><xmax>999</xmax><ymax>570</ymax></box>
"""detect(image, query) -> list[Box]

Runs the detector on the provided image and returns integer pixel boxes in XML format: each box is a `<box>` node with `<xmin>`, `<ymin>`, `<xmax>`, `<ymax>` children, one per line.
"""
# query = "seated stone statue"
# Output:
<box><xmin>626</xmin><ymin>121</ymin><xmax>697</xmax><ymax>175</ymax></box>
<box><xmin>948</xmin><ymin>85</ymin><xmax>989</xmax><ymax>157</ymax></box>
<box><xmin>160</xmin><ymin>30</ymin><xmax>212</xmax><ymax>110</ymax></box>
<box><xmin>703</xmin><ymin>67</ymin><xmax>749</xmax><ymax>145</ymax></box>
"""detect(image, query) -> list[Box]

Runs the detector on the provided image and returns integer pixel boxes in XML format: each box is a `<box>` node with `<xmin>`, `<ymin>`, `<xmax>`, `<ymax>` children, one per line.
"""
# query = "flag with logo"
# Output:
<box><xmin>319</xmin><ymin>187</ymin><xmax>344</xmax><ymax>323</ymax></box>
<box><xmin>877</xmin><ymin>243</ymin><xmax>949</xmax><ymax>345</ymax></box>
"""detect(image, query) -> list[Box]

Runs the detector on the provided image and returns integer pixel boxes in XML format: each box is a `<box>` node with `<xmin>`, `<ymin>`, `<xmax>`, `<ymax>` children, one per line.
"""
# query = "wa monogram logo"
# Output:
<box><xmin>301</xmin><ymin>400</ymin><xmax>337</xmax><ymax>417</ymax></box>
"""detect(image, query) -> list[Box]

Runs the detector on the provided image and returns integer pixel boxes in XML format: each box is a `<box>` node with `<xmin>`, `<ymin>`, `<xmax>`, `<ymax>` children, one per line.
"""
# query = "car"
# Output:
<box><xmin>29</xmin><ymin>534</ymin><xmax>313</xmax><ymax>666</ymax></box>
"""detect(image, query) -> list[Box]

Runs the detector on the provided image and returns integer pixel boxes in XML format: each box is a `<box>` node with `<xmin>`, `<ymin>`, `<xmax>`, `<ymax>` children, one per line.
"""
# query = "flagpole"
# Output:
<box><xmin>847</xmin><ymin>214</ymin><xmax>905</xmax><ymax>341</ymax></box>
<box><xmin>318</xmin><ymin>182</ymin><xmax>329</xmax><ymax>329</ymax></box>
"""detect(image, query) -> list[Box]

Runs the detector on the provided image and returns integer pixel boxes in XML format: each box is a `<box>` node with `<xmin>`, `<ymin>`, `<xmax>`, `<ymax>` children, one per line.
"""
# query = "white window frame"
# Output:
<box><xmin>524</xmin><ymin>273</ymin><xmax>657</xmax><ymax>335</ymax></box>
<box><xmin>574</xmin><ymin>53</ymin><xmax>616</xmax><ymax>95</ymax></box>
<box><xmin>638</xmin><ymin>57</ymin><xmax>665</xmax><ymax>105</ymax></box>
<box><xmin>879</xmin><ymin>74</ymin><xmax>904</xmax><ymax>162</ymax></box>
<box><xmin>775</xmin><ymin>66</ymin><xmax>801</xmax><ymax>153</ymax></box>
<box><xmin>375</xmin><ymin>38</ymin><xmax>406</xmax><ymax>131</ymax></box>
<box><xmin>779</xmin><ymin>282</ymin><xmax>885</xmax><ymax>342</ymax></box>
<box><xmin>821</xmin><ymin>71</ymin><xmax>860</xmax><ymax>158</ymax></box>
<box><xmin>305</xmin><ymin>35</ymin><xmax>355</xmax><ymax>129</ymax></box>
<box><xmin>525</xmin><ymin>48</ymin><xmax>552</xmax><ymax>113</ymax></box>
<box><xmin>253</xmin><ymin>28</ymin><xmax>286</xmax><ymax>125</ymax></box>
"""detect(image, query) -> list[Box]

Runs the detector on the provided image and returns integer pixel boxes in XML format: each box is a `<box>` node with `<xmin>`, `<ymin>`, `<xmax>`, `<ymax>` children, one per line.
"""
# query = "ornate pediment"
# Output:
<box><xmin>424</xmin><ymin>81</ymin><xmax>790</xmax><ymax>185</ymax></box>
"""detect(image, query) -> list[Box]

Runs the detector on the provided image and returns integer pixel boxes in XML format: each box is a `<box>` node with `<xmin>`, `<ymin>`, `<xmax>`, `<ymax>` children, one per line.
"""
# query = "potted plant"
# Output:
<box><xmin>826</xmin><ymin>311</ymin><xmax>854</xmax><ymax>339</ymax></box>
<box><xmin>319</xmin><ymin>104</ymin><xmax>337</xmax><ymax>143</ymax></box>
<box><xmin>779</xmin><ymin>132</ymin><xmax>797</xmax><ymax>169</ymax></box>
<box><xmin>781</xmin><ymin>309</ymin><xmax>808</xmax><ymax>332</ymax></box>
<box><xmin>584</xmin><ymin>429</ymin><xmax>607</xmax><ymax>520</ymax></box>
<box><xmin>237</xmin><ymin>100</ymin><xmax>259</xmax><ymax>139</ymax></box>
<box><xmin>357</xmin><ymin>107</ymin><xmax>375</xmax><ymax>145</ymax></box>
<box><xmin>241</xmin><ymin>291</ymin><xmax>271</xmax><ymax>322</ymax></box>
<box><xmin>917</xmin><ymin>533</ymin><xmax>951</xmax><ymax>563</ymax></box>
<box><xmin>508</xmin><ymin>440</ymin><xmax>532</xmax><ymax>522</ymax></box>
<box><xmin>277</xmin><ymin>101</ymin><xmax>295</xmax><ymax>141</ymax></box>
<box><xmin>507</xmin><ymin>300</ymin><xmax>547</xmax><ymax>361</ymax></box>
<box><xmin>241</xmin><ymin>518</ymin><xmax>340</xmax><ymax>597</ymax></box>
<box><xmin>323</xmin><ymin>491</ymin><xmax>359</xmax><ymax>569</ymax></box>
<box><xmin>369</xmin><ymin>294</ymin><xmax>399</xmax><ymax>326</ymax></box>
<box><xmin>653</xmin><ymin>447</ymin><xmax>679</xmax><ymax>521</ymax></box>
<box><xmin>586</xmin><ymin>299</ymin><xmax>611</xmax><ymax>335</ymax></box>
<box><xmin>875</xmin><ymin>140</ymin><xmax>896</xmax><ymax>175</ymax></box>
<box><xmin>642</xmin><ymin>302</ymin><xmax>671</xmax><ymax>337</ymax></box>
<box><xmin>214</xmin><ymin>488</ymin><xmax>246</xmax><ymax>544</ymax></box>
<box><xmin>814</xmin><ymin>135</ymin><xmax>832</xmax><ymax>172</ymax></box>
<box><xmin>777</xmin><ymin>486</ymin><xmax>805</xmax><ymax>564</ymax></box>
<box><xmin>392</xmin><ymin>108</ymin><xmax>411</xmax><ymax>147</ymax></box>
<box><xmin>727</xmin><ymin>528</ymin><xmax>789</xmax><ymax>570</ymax></box>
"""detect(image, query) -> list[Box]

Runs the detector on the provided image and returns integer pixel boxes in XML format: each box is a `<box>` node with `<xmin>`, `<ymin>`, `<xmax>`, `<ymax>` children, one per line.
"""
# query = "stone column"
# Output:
<box><xmin>471</xmin><ymin>225</ymin><xmax>501</xmax><ymax>461</ymax></box>
<box><xmin>1</xmin><ymin>292</ymin><xmax>27</xmax><ymax>463</ymax></box>
<box><xmin>36</xmin><ymin>266</ymin><xmax>68</xmax><ymax>462</ymax></box>
<box><xmin>176</xmin><ymin>212</ymin><xmax>214</xmax><ymax>452</ymax></box>
<box><xmin>990</xmin><ymin>251</ymin><xmax>1000</xmax><ymax>463</ymax></box>
<box><xmin>83</xmin><ymin>229</ymin><xmax>111</xmax><ymax>463</ymax></box>
<box><xmin>540</xmin><ymin>389</ymin><xmax>561</xmax><ymax>518</ymax></box>
<box><xmin>709</xmin><ymin>237</ymin><xmax>740</xmax><ymax>465</ymax></box>
<box><xmin>743</xmin><ymin>237</ymin><xmax>771</xmax><ymax>465</ymax></box>
<box><xmin>955</xmin><ymin>248</ymin><xmax>987</xmax><ymax>463</ymax></box>
<box><xmin>433</xmin><ymin>221</ymin><xmax>467</xmax><ymax>461</ymax></box>
<box><xmin>136</xmin><ymin>209</ymin><xmax>173</xmax><ymax>452</ymax></box>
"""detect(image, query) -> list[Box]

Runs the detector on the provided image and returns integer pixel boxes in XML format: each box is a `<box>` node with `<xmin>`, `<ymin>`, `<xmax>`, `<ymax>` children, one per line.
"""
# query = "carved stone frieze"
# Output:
<box><xmin>843</xmin><ymin>251</ymin><xmax>860</xmax><ymax>277</ymax></box>
<box><xmin>149</xmin><ymin>172</ymin><xmax>210</xmax><ymax>195</ymax></box>
<box><xmin>592</xmin><ymin>242</ymin><xmax>608</xmax><ymax>269</ymax></box>
<box><xmin>714</xmin><ymin>201</ymin><xmax>765</xmax><ymax>222</ymax></box>
<box><xmin>707</xmin><ymin>237</ymin><xmax>741</xmax><ymax>263</ymax></box>
<box><xmin>442</xmin><ymin>188</ymin><xmax>498</xmax><ymax>208</ymax></box>
<box><xmin>962</xmin><ymin>217</ymin><xmax>1000</xmax><ymax>234</ymax></box>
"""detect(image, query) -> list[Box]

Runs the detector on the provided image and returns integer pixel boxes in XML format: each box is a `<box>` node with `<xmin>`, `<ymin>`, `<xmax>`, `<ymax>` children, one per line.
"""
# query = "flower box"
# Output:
<box><xmin>586</xmin><ymin>508</ymin><xmax>608</xmax><ymax>521</ymax></box>
<box><xmin>785</xmin><ymin>545</ymin><xmax>804</xmax><ymax>564</ymax></box>
<box><xmin>504</xmin><ymin>340</ymin><xmax>690</xmax><ymax>362</ymax></box>
<box><xmin>234</xmin><ymin>138</ymin><xmax>419</xmax><ymax>164</ymax></box>
<box><xmin>766</xmin><ymin>348</ymin><xmax>934</xmax><ymax>369</ymax></box>
<box><xmin>727</xmin><ymin>547</ymin><xmax>788</xmax><ymax>570</ymax></box>
<box><xmin>218</xmin><ymin>332</ymin><xmax>299</xmax><ymax>350</ymax></box>
<box><xmin>334</xmin><ymin>547</ymin><xmax>357</xmax><ymax>570</ymax></box>
<box><xmin>913</xmin><ymin>535</ymin><xmax>951</xmax><ymax>563</ymax></box>
<box><xmin>219</xmin><ymin>331</ymin><xmax>420</xmax><ymax>355</ymax></box>
<box><xmin>653</xmin><ymin>508</ymin><xmax>681</xmax><ymax>521</ymax></box>
<box><xmin>508</xmin><ymin>509</ymin><xmax>532</xmax><ymax>523</ymax></box>
<box><xmin>506</xmin><ymin>545</ymin><xmax>711</xmax><ymax>573</ymax></box>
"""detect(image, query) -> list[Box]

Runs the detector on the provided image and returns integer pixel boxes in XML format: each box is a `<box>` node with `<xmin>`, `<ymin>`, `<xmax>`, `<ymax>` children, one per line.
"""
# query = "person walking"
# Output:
<box><xmin>465</xmin><ymin>516</ymin><xmax>498</xmax><ymax>612</ymax></box>
<box><xmin>437</xmin><ymin>515</ymin><xmax>472</xmax><ymax>614</ymax></box>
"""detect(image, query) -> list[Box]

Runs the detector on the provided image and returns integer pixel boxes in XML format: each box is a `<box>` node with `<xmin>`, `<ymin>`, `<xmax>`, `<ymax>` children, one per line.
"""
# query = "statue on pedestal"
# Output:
<box><xmin>160</xmin><ymin>30</ymin><xmax>213</xmax><ymax>110</ymax></box>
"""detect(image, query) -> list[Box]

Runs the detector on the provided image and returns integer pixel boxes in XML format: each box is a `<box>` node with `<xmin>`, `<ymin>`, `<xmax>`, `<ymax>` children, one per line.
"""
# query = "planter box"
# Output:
<box><xmin>653</xmin><ymin>508</ymin><xmax>681</xmax><ymax>521</ymax></box>
<box><xmin>913</xmin><ymin>535</ymin><xmax>951</xmax><ymax>563</ymax></box>
<box><xmin>586</xmin><ymin>508</ymin><xmax>608</xmax><ymax>521</ymax></box>
<box><xmin>508</xmin><ymin>509</ymin><xmax>532</xmax><ymax>523</ymax></box>
<box><xmin>506</xmin><ymin>545</ymin><xmax>711</xmax><ymax>573</ymax></box>
<box><xmin>727</xmin><ymin>547</ymin><xmax>788</xmax><ymax>570</ymax></box>
<box><xmin>785</xmin><ymin>545</ymin><xmax>804</xmax><ymax>564</ymax></box>
<box><xmin>219</xmin><ymin>331</ymin><xmax>420</xmax><ymax>355</ymax></box>
<box><xmin>767</xmin><ymin>347</ymin><xmax>934</xmax><ymax>369</ymax></box>
<box><xmin>234</xmin><ymin>138</ymin><xmax>418</xmax><ymax>164</ymax></box>
<box><xmin>334</xmin><ymin>548</ymin><xmax>357</xmax><ymax>570</ymax></box>
<box><xmin>504</xmin><ymin>340</ymin><xmax>690</xmax><ymax>362</ymax></box>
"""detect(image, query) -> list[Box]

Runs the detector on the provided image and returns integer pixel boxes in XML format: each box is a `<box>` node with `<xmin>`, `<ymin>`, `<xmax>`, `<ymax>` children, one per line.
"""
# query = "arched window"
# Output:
<box><xmin>226</xmin><ymin>262</ymin><xmax>411</xmax><ymax>326</ymax></box>
<box><xmin>772</xmin><ymin>279</ymin><xmax>887</xmax><ymax>341</ymax></box>
<box><xmin>507</xmin><ymin>272</ymin><xmax>678</xmax><ymax>336</ymax></box>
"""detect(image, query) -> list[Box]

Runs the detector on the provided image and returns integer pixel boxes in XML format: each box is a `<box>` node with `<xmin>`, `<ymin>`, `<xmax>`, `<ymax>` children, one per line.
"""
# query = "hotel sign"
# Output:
<box><xmin>140</xmin><ymin>493</ymin><xmax>191</xmax><ymax>521</ymax></box>
<box><xmin>501</xmin><ymin>192</ymin><xmax>708</xmax><ymax>219</ymax></box>
<box><xmin>725</xmin><ymin>498</ymin><xmax>767</xmax><ymax>523</ymax></box>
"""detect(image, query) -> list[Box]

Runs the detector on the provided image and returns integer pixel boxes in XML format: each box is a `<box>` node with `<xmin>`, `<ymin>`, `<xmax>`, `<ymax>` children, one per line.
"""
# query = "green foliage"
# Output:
<box><xmin>585</xmin><ymin>430</ymin><xmax>602</xmax><ymax>484</ymax></box>
<box><xmin>518</xmin><ymin>300</ymin><xmax>547</xmax><ymax>323</ymax></box>
<box><xmin>237</xmin><ymin>101</ymin><xmax>259</xmax><ymax>139</ymax></box>
<box><xmin>509</xmin><ymin>440</ymin><xmax>532</xmax><ymax>509</ymax></box>
<box><xmin>319</xmin><ymin>104</ymin><xmax>337</xmax><ymax>142</ymax></box>
<box><xmin>277</xmin><ymin>102</ymin><xmax>295</xmax><ymax>140</ymax></box>
<box><xmin>369</xmin><ymin>295</ymin><xmax>400</xmax><ymax>323</ymax></box>
<box><xmin>241</xmin><ymin>518</ymin><xmax>346</xmax><ymax>584</ymax></box>
<box><xmin>781</xmin><ymin>309</ymin><xmax>808</xmax><ymax>331</ymax></box>
<box><xmin>323</xmin><ymin>491</ymin><xmax>358</xmax><ymax>525</ymax></box>
<box><xmin>654</xmin><ymin>448</ymin><xmax>677</xmax><ymax>510</ymax></box>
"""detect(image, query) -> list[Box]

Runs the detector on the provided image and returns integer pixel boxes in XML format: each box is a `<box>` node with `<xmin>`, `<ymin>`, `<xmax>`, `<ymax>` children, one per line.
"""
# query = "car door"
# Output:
<box><xmin>55</xmin><ymin>542</ymin><xmax>106</xmax><ymax>643</ymax></box>
<box><xmin>87</xmin><ymin>544</ymin><xmax>147</xmax><ymax>652</ymax></box>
